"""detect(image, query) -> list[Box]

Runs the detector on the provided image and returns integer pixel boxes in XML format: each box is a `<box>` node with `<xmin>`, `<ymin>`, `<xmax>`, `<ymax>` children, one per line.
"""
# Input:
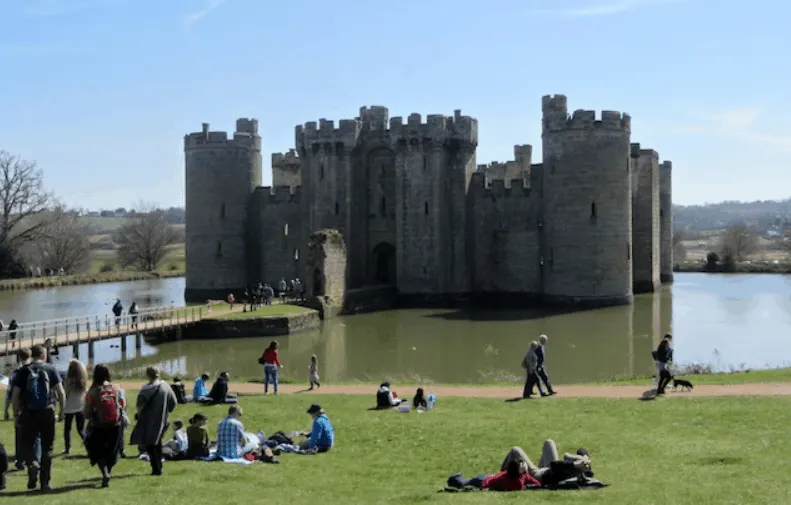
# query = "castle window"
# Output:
<box><xmin>660</xmin><ymin>208</ymin><xmax>664</xmax><ymax>218</ymax></box>
<box><xmin>293</xmin><ymin>248</ymin><xmax>300</xmax><ymax>261</ymax></box>
<box><xmin>320</xmin><ymin>164</ymin><xmax>324</xmax><ymax>180</ymax></box>
<box><xmin>590</xmin><ymin>202</ymin><xmax>597</xmax><ymax>219</ymax></box>
<box><xmin>216</xmin><ymin>241</ymin><xmax>223</xmax><ymax>258</ymax></box>
<box><xmin>627</xmin><ymin>242</ymin><xmax>631</xmax><ymax>260</ymax></box>
<box><xmin>423</xmin><ymin>155</ymin><xmax>429</xmax><ymax>171</ymax></box>
<box><xmin>220</xmin><ymin>202</ymin><xmax>226</xmax><ymax>219</ymax></box>
<box><xmin>626</xmin><ymin>157</ymin><xmax>630</xmax><ymax>173</ymax></box>
<box><xmin>424</xmin><ymin>201</ymin><xmax>429</xmax><ymax>215</ymax></box>
<box><xmin>380</xmin><ymin>196</ymin><xmax>386</xmax><ymax>217</ymax></box>
<box><xmin>335</xmin><ymin>202</ymin><xmax>339</xmax><ymax>215</ymax></box>
<box><xmin>284</xmin><ymin>223</ymin><xmax>289</xmax><ymax>236</ymax></box>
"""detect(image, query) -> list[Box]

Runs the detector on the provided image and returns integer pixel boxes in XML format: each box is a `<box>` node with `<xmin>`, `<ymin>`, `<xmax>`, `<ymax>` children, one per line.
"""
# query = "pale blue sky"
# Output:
<box><xmin>0</xmin><ymin>0</ymin><xmax>788</xmax><ymax>209</ymax></box>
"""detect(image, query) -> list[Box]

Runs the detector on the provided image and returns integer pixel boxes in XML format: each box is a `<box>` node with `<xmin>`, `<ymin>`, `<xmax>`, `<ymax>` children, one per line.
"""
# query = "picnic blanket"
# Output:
<box><xmin>442</xmin><ymin>476</ymin><xmax>608</xmax><ymax>492</ymax></box>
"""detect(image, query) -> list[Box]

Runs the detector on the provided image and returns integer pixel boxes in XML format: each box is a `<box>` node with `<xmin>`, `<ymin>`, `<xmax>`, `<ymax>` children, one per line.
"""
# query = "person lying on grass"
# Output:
<box><xmin>448</xmin><ymin>460</ymin><xmax>540</xmax><ymax>491</ymax></box>
<box><xmin>501</xmin><ymin>440</ymin><xmax>592</xmax><ymax>487</ymax></box>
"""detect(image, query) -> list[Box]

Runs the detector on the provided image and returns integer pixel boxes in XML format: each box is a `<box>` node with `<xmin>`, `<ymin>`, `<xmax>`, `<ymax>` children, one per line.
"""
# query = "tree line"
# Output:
<box><xmin>0</xmin><ymin>150</ymin><xmax>180</xmax><ymax>279</ymax></box>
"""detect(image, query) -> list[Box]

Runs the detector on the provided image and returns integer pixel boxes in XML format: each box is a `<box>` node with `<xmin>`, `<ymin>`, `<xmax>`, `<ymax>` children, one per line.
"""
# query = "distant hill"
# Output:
<box><xmin>674</xmin><ymin>199</ymin><xmax>791</xmax><ymax>231</ymax></box>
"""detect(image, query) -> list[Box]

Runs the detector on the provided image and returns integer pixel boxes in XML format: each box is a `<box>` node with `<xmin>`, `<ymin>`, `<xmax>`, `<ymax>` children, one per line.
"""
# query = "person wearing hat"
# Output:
<box><xmin>297</xmin><ymin>404</ymin><xmax>334</xmax><ymax>454</ymax></box>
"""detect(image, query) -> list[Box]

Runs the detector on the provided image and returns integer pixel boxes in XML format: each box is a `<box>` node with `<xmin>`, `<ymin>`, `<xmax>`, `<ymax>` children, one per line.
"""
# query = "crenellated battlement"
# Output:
<box><xmin>295</xmin><ymin>117</ymin><xmax>362</xmax><ymax>149</ymax></box>
<box><xmin>184</xmin><ymin>120</ymin><xmax>261</xmax><ymax>150</ymax></box>
<box><xmin>272</xmin><ymin>148</ymin><xmax>300</xmax><ymax>168</ymax></box>
<box><xmin>542</xmin><ymin>94</ymin><xmax>630</xmax><ymax>133</ymax></box>
<box><xmin>358</xmin><ymin>105</ymin><xmax>389</xmax><ymax>131</ymax></box>
<box><xmin>254</xmin><ymin>185</ymin><xmax>301</xmax><ymax>204</ymax></box>
<box><xmin>388</xmin><ymin>109</ymin><xmax>478</xmax><ymax>146</ymax></box>
<box><xmin>660</xmin><ymin>160</ymin><xmax>672</xmax><ymax>171</ymax></box>
<box><xmin>469</xmin><ymin>172</ymin><xmax>532</xmax><ymax>198</ymax></box>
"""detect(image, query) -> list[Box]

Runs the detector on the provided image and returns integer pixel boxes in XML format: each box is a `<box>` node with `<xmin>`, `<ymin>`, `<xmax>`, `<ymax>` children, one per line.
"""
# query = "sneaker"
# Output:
<box><xmin>101</xmin><ymin>476</ymin><xmax>110</xmax><ymax>488</ymax></box>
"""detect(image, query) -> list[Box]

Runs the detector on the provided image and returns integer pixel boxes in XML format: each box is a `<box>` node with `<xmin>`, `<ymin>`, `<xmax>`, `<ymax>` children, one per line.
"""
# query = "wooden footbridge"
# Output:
<box><xmin>0</xmin><ymin>305</ymin><xmax>219</xmax><ymax>359</ymax></box>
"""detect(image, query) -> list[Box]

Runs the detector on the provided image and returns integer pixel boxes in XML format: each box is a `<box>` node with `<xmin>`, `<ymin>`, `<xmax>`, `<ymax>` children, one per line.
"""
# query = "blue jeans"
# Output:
<box><xmin>264</xmin><ymin>365</ymin><xmax>278</xmax><ymax>393</ymax></box>
<box><xmin>15</xmin><ymin>424</ymin><xmax>41</xmax><ymax>468</ymax></box>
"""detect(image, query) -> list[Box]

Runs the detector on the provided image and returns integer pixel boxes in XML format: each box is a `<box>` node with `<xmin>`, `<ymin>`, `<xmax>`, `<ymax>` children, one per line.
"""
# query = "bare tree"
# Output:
<box><xmin>0</xmin><ymin>150</ymin><xmax>54</xmax><ymax>249</ymax></box>
<box><xmin>31</xmin><ymin>206</ymin><xmax>91</xmax><ymax>274</ymax></box>
<box><xmin>720</xmin><ymin>223</ymin><xmax>758</xmax><ymax>261</ymax></box>
<box><xmin>115</xmin><ymin>203</ymin><xmax>180</xmax><ymax>271</ymax></box>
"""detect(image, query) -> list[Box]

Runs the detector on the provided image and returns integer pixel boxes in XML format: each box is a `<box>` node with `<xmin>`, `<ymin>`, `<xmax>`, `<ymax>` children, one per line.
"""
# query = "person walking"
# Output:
<box><xmin>129</xmin><ymin>301</ymin><xmax>140</xmax><ymax>330</ymax></box>
<box><xmin>130</xmin><ymin>366</ymin><xmax>177</xmax><ymax>476</ymax></box>
<box><xmin>259</xmin><ymin>341</ymin><xmax>283</xmax><ymax>395</ymax></box>
<box><xmin>83</xmin><ymin>364</ymin><xmax>126</xmax><ymax>487</ymax></box>
<box><xmin>10</xmin><ymin>344</ymin><xmax>65</xmax><ymax>492</ymax></box>
<box><xmin>521</xmin><ymin>341</ymin><xmax>540</xmax><ymax>399</ymax></box>
<box><xmin>112</xmin><ymin>299</ymin><xmax>123</xmax><ymax>327</ymax></box>
<box><xmin>63</xmin><ymin>359</ymin><xmax>88</xmax><ymax>455</ymax></box>
<box><xmin>654</xmin><ymin>334</ymin><xmax>674</xmax><ymax>395</ymax></box>
<box><xmin>535</xmin><ymin>335</ymin><xmax>556</xmax><ymax>396</ymax></box>
<box><xmin>4</xmin><ymin>348</ymin><xmax>41</xmax><ymax>471</ymax></box>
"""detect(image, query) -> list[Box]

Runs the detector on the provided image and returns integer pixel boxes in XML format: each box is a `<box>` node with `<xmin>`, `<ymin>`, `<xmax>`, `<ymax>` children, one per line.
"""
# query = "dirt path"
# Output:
<box><xmin>109</xmin><ymin>380</ymin><xmax>791</xmax><ymax>399</ymax></box>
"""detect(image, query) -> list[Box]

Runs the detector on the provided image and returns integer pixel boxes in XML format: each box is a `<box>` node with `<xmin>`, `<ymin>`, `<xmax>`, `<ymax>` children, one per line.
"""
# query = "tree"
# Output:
<box><xmin>0</xmin><ymin>150</ymin><xmax>54</xmax><ymax>250</ymax></box>
<box><xmin>720</xmin><ymin>223</ymin><xmax>758</xmax><ymax>261</ymax></box>
<box><xmin>115</xmin><ymin>204</ymin><xmax>179</xmax><ymax>271</ymax></box>
<box><xmin>31</xmin><ymin>206</ymin><xmax>91</xmax><ymax>274</ymax></box>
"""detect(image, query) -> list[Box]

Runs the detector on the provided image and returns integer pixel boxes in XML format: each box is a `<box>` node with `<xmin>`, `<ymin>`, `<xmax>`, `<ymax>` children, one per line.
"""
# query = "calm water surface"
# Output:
<box><xmin>1</xmin><ymin>274</ymin><xmax>790</xmax><ymax>384</ymax></box>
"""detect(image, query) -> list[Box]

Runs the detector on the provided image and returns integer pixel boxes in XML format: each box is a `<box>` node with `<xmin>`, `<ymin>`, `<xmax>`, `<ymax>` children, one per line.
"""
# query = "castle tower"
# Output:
<box><xmin>659</xmin><ymin>161</ymin><xmax>673</xmax><ymax>283</ymax></box>
<box><xmin>630</xmin><ymin>144</ymin><xmax>661</xmax><ymax>293</ymax></box>
<box><xmin>184</xmin><ymin>118</ymin><xmax>262</xmax><ymax>302</ymax></box>
<box><xmin>271</xmin><ymin>148</ymin><xmax>301</xmax><ymax>187</ymax></box>
<box><xmin>540</xmin><ymin>95</ymin><xmax>633</xmax><ymax>306</ymax></box>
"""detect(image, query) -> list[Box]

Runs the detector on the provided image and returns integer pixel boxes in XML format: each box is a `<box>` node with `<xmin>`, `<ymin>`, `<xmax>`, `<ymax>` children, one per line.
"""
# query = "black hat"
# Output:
<box><xmin>307</xmin><ymin>403</ymin><xmax>323</xmax><ymax>414</ymax></box>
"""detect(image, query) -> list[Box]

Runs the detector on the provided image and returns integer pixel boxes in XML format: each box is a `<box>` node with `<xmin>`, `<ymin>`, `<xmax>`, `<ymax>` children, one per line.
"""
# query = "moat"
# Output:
<box><xmin>1</xmin><ymin>273</ymin><xmax>790</xmax><ymax>384</ymax></box>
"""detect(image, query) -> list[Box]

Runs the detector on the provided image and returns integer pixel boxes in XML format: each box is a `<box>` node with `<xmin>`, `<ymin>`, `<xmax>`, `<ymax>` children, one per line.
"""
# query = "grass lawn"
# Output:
<box><xmin>2</xmin><ymin>394</ymin><xmax>788</xmax><ymax>504</ymax></box>
<box><xmin>204</xmin><ymin>304</ymin><xmax>314</xmax><ymax>320</ymax></box>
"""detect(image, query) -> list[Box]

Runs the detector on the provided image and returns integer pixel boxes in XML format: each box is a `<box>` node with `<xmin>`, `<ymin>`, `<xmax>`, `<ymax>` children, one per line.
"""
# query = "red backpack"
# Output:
<box><xmin>93</xmin><ymin>385</ymin><xmax>121</xmax><ymax>426</ymax></box>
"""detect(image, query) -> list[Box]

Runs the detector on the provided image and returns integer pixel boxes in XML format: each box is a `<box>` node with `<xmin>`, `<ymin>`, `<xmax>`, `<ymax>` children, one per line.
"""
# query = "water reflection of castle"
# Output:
<box><xmin>101</xmin><ymin>289</ymin><xmax>672</xmax><ymax>385</ymax></box>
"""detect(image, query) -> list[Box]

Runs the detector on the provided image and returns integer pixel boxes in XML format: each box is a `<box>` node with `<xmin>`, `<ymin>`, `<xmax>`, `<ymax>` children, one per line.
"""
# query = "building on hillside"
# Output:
<box><xmin>183</xmin><ymin>94</ymin><xmax>674</xmax><ymax>307</ymax></box>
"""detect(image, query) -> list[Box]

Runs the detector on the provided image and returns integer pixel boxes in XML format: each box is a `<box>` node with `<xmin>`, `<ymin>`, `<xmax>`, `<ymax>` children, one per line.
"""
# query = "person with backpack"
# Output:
<box><xmin>83</xmin><ymin>364</ymin><xmax>126</xmax><ymax>488</ymax></box>
<box><xmin>10</xmin><ymin>344</ymin><xmax>65</xmax><ymax>493</ymax></box>
<box><xmin>5</xmin><ymin>348</ymin><xmax>41</xmax><ymax>471</ymax></box>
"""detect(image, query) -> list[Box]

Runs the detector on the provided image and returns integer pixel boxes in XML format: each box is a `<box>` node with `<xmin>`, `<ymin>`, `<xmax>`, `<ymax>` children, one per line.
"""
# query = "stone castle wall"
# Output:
<box><xmin>184</xmin><ymin>119</ymin><xmax>261</xmax><ymax>301</ymax></box>
<box><xmin>659</xmin><ymin>161</ymin><xmax>674</xmax><ymax>283</ymax></box>
<box><xmin>631</xmin><ymin>145</ymin><xmax>661</xmax><ymax>293</ymax></box>
<box><xmin>184</xmin><ymin>94</ymin><xmax>674</xmax><ymax>307</ymax></box>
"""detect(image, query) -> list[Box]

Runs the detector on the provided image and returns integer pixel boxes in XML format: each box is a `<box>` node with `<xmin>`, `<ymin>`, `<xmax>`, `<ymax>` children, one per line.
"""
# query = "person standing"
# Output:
<box><xmin>63</xmin><ymin>359</ymin><xmax>88</xmax><ymax>455</ymax></box>
<box><xmin>10</xmin><ymin>344</ymin><xmax>65</xmax><ymax>492</ymax></box>
<box><xmin>129</xmin><ymin>301</ymin><xmax>140</xmax><ymax>330</ymax></box>
<box><xmin>83</xmin><ymin>365</ymin><xmax>126</xmax><ymax>487</ymax></box>
<box><xmin>521</xmin><ymin>341</ymin><xmax>540</xmax><ymax>399</ymax></box>
<box><xmin>130</xmin><ymin>366</ymin><xmax>177</xmax><ymax>476</ymax></box>
<box><xmin>535</xmin><ymin>335</ymin><xmax>556</xmax><ymax>396</ymax></box>
<box><xmin>112</xmin><ymin>299</ymin><xmax>123</xmax><ymax>327</ymax></box>
<box><xmin>5</xmin><ymin>348</ymin><xmax>41</xmax><ymax>471</ymax></box>
<box><xmin>260</xmin><ymin>341</ymin><xmax>282</xmax><ymax>395</ymax></box>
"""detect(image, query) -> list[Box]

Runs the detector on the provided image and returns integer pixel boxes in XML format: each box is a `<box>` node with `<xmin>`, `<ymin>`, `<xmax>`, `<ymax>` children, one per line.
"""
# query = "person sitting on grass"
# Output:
<box><xmin>193</xmin><ymin>373</ymin><xmax>211</xmax><ymax>402</ymax></box>
<box><xmin>447</xmin><ymin>459</ymin><xmax>540</xmax><ymax>491</ymax></box>
<box><xmin>162</xmin><ymin>420</ymin><xmax>188</xmax><ymax>460</ymax></box>
<box><xmin>186</xmin><ymin>413</ymin><xmax>210</xmax><ymax>459</ymax></box>
<box><xmin>376</xmin><ymin>381</ymin><xmax>401</xmax><ymax>408</ymax></box>
<box><xmin>277</xmin><ymin>404</ymin><xmax>335</xmax><ymax>454</ymax></box>
<box><xmin>204</xmin><ymin>372</ymin><xmax>238</xmax><ymax>405</ymax></box>
<box><xmin>170</xmin><ymin>377</ymin><xmax>188</xmax><ymax>404</ymax></box>
<box><xmin>500</xmin><ymin>440</ymin><xmax>593</xmax><ymax>488</ymax></box>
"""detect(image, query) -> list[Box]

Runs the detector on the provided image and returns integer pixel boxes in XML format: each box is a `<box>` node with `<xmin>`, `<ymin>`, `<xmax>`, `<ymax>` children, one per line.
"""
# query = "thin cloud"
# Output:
<box><xmin>183</xmin><ymin>0</ymin><xmax>231</xmax><ymax>28</ymax></box>
<box><xmin>536</xmin><ymin>0</ymin><xmax>688</xmax><ymax>17</ymax></box>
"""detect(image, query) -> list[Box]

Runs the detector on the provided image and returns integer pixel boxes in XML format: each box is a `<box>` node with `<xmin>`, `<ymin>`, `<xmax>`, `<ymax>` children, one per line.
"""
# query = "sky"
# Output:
<box><xmin>0</xmin><ymin>0</ymin><xmax>789</xmax><ymax>210</ymax></box>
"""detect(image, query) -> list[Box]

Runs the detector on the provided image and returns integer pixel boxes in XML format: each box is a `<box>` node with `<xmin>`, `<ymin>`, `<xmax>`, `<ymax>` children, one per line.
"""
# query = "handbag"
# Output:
<box><xmin>258</xmin><ymin>354</ymin><xmax>266</xmax><ymax>365</ymax></box>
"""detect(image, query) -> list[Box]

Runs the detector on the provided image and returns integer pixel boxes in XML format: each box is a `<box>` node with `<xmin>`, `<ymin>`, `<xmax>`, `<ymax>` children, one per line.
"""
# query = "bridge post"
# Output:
<box><xmin>176</xmin><ymin>326</ymin><xmax>182</xmax><ymax>341</ymax></box>
<box><xmin>121</xmin><ymin>333</ymin><xmax>127</xmax><ymax>353</ymax></box>
<box><xmin>135</xmin><ymin>333</ymin><xmax>142</xmax><ymax>351</ymax></box>
<box><xmin>73</xmin><ymin>342</ymin><xmax>80</xmax><ymax>359</ymax></box>
<box><xmin>88</xmin><ymin>339</ymin><xmax>94</xmax><ymax>360</ymax></box>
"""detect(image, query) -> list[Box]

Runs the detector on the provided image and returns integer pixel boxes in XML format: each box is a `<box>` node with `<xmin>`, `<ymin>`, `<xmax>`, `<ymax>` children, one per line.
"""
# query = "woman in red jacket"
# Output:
<box><xmin>260</xmin><ymin>341</ymin><xmax>282</xmax><ymax>394</ymax></box>
<box><xmin>447</xmin><ymin>460</ymin><xmax>540</xmax><ymax>491</ymax></box>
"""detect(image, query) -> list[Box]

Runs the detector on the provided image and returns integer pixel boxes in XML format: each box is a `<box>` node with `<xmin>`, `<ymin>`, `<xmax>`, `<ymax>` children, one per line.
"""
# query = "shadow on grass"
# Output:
<box><xmin>68</xmin><ymin>473</ymin><xmax>137</xmax><ymax>484</ymax></box>
<box><xmin>1</xmin><ymin>483</ymin><xmax>96</xmax><ymax>496</ymax></box>
<box><xmin>639</xmin><ymin>389</ymin><xmax>658</xmax><ymax>401</ymax></box>
<box><xmin>505</xmin><ymin>397</ymin><xmax>526</xmax><ymax>403</ymax></box>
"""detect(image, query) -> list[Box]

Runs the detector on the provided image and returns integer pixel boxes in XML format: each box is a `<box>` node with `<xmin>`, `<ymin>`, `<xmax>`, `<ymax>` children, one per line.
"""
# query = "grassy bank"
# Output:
<box><xmin>1</xmin><ymin>394</ymin><xmax>788</xmax><ymax>503</ymax></box>
<box><xmin>674</xmin><ymin>260</ymin><xmax>791</xmax><ymax>274</ymax></box>
<box><xmin>204</xmin><ymin>304</ymin><xmax>314</xmax><ymax>321</ymax></box>
<box><xmin>0</xmin><ymin>270</ymin><xmax>184</xmax><ymax>292</ymax></box>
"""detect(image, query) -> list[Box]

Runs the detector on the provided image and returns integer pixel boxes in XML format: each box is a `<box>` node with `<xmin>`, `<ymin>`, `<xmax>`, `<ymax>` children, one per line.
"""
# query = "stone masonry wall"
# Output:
<box><xmin>306</xmin><ymin>229</ymin><xmax>347</xmax><ymax>304</ymax></box>
<box><xmin>250</xmin><ymin>186</ymin><xmax>304</xmax><ymax>287</ymax></box>
<box><xmin>540</xmin><ymin>95</ymin><xmax>633</xmax><ymax>306</ymax></box>
<box><xmin>630</xmin><ymin>145</ymin><xmax>661</xmax><ymax>293</ymax></box>
<box><xmin>184</xmin><ymin>119</ymin><xmax>261</xmax><ymax>302</ymax></box>
<box><xmin>659</xmin><ymin>161</ymin><xmax>673</xmax><ymax>283</ymax></box>
<box><xmin>271</xmin><ymin>149</ymin><xmax>301</xmax><ymax>187</ymax></box>
<box><xmin>469</xmin><ymin>172</ymin><xmax>542</xmax><ymax>295</ymax></box>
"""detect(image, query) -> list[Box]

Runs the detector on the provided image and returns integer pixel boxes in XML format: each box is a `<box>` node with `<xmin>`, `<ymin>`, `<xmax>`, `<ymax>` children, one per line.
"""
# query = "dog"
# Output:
<box><xmin>672</xmin><ymin>378</ymin><xmax>694</xmax><ymax>391</ymax></box>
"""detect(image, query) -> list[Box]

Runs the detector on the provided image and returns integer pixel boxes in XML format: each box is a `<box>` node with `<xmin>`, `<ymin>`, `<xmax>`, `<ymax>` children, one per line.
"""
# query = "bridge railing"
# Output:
<box><xmin>0</xmin><ymin>305</ymin><xmax>205</xmax><ymax>356</ymax></box>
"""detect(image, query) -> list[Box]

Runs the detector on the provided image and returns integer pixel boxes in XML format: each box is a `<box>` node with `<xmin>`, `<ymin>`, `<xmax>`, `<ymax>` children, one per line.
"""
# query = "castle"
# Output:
<box><xmin>183</xmin><ymin>94</ymin><xmax>673</xmax><ymax>307</ymax></box>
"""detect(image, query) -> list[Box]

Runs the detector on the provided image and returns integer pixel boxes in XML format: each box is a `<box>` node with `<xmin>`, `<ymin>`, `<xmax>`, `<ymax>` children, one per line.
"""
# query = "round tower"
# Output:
<box><xmin>540</xmin><ymin>95</ymin><xmax>633</xmax><ymax>306</ymax></box>
<box><xmin>184</xmin><ymin>118</ymin><xmax>262</xmax><ymax>302</ymax></box>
